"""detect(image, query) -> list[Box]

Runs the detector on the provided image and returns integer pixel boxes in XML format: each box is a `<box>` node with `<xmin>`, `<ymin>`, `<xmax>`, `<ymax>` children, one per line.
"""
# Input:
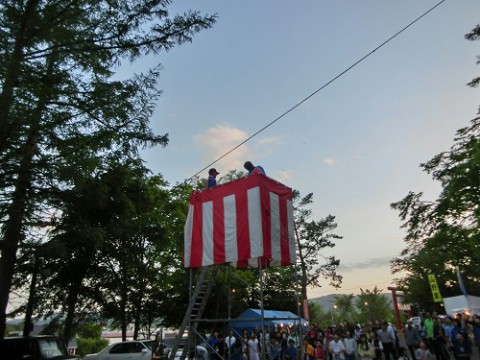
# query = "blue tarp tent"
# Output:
<box><xmin>230</xmin><ymin>308</ymin><xmax>307</xmax><ymax>335</ymax></box>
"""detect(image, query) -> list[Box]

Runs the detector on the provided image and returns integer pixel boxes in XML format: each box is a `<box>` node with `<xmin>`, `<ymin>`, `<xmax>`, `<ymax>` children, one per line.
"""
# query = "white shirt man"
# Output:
<box><xmin>329</xmin><ymin>335</ymin><xmax>345</xmax><ymax>360</ymax></box>
<box><xmin>225</xmin><ymin>331</ymin><xmax>237</xmax><ymax>358</ymax></box>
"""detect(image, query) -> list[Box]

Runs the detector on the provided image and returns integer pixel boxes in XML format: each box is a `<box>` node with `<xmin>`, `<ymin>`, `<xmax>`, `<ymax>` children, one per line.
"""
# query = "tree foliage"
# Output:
<box><xmin>307</xmin><ymin>302</ymin><xmax>331</xmax><ymax>326</ymax></box>
<box><xmin>333</xmin><ymin>294</ymin><xmax>356</xmax><ymax>323</ymax></box>
<box><xmin>391</xmin><ymin>24</ymin><xmax>480</xmax><ymax>310</ymax></box>
<box><xmin>293</xmin><ymin>191</ymin><xmax>342</xmax><ymax>301</ymax></box>
<box><xmin>0</xmin><ymin>0</ymin><xmax>215</xmax><ymax>338</ymax></box>
<box><xmin>355</xmin><ymin>287</ymin><xmax>393</xmax><ymax>324</ymax></box>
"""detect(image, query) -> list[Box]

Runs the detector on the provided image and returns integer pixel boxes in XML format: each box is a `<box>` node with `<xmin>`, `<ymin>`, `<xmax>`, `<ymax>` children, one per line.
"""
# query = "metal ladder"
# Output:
<box><xmin>169</xmin><ymin>264</ymin><xmax>220</xmax><ymax>360</ymax></box>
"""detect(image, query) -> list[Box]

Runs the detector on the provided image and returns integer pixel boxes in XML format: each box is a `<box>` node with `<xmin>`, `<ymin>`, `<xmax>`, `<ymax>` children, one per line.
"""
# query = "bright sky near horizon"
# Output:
<box><xmin>128</xmin><ymin>1</ymin><xmax>480</xmax><ymax>298</ymax></box>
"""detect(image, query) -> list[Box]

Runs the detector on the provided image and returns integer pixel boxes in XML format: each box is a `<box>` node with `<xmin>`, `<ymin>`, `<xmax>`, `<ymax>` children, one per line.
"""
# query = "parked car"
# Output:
<box><xmin>83</xmin><ymin>339</ymin><xmax>156</xmax><ymax>360</ymax></box>
<box><xmin>0</xmin><ymin>335</ymin><xmax>80</xmax><ymax>360</ymax></box>
<box><xmin>158</xmin><ymin>337</ymin><xmax>205</xmax><ymax>360</ymax></box>
<box><xmin>155</xmin><ymin>337</ymin><xmax>184</xmax><ymax>359</ymax></box>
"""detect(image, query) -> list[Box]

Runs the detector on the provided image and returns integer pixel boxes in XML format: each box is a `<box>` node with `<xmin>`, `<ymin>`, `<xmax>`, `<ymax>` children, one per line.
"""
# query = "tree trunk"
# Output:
<box><xmin>293</xmin><ymin>223</ymin><xmax>308</xmax><ymax>301</ymax></box>
<box><xmin>133</xmin><ymin>277</ymin><xmax>146</xmax><ymax>340</ymax></box>
<box><xmin>62</xmin><ymin>264</ymin><xmax>87</xmax><ymax>345</ymax></box>
<box><xmin>121</xmin><ymin>267</ymin><xmax>128</xmax><ymax>342</ymax></box>
<box><xmin>0</xmin><ymin>117</ymin><xmax>39</xmax><ymax>338</ymax></box>
<box><xmin>121</xmin><ymin>301</ymin><xmax>127</xmax><ymax>342</ymax></box>
<box><xmin>22</xmin><ymin>258</ymin><xmax>39</xmax><ymax>337</ymax></box>
<box><xmin>0</xmin><ymin>0</ymin><xmax>39</xmax><ymax>155</ymax></box>
<box><xmin>0</xmin><ymin>54</ymin><xmax>56</xmax><ymax>337</ymax></box>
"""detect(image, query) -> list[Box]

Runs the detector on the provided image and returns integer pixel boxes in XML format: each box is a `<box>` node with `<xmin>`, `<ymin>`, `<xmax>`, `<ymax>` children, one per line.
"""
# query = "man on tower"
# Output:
<box><xmin>244</xmin><ymin>161</ymin><xmax>266</xmax><ymax>176</ymax></box>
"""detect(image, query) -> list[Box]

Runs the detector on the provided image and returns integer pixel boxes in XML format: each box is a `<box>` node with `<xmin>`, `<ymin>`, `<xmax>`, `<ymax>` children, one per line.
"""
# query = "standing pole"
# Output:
<box><xmin>388</xmin><ymin>286</ymin><xmax>402</xmax><ymax>331</ymax></box>
<box><xmin>294</xmin><ymin>264</ymin><xmax>301</xmax><ymax>321</ymax></box>
<box><xmin>23</xmin><ymin>257</ymin><xmax>39</xmax><ymax>337</ymax></box>
<box><xmin>259</xmin><ymin>257</ymin><xmax>265</xmax><ymax>359</ymax></box>
<box><xmin>188</xmin><ymin>268</ymin><xmax>193</xmax><ymax>352</ymax></box>
<box><xmin>227</xmin><ymin>265</ymin><xmax>232</xmax><ymax>360</ymax></box>
<box><xmin>293</xmin><ymin>263</ymin><xmax>303</xmax><ymax>360</ymax></box>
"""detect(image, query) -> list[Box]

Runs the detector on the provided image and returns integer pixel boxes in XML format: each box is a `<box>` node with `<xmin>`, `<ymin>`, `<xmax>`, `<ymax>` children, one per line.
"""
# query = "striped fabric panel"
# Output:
<box><xmin>184</xmin><ymin>174</ymin><xmax>295</xmax><ymax>268</ymax></box>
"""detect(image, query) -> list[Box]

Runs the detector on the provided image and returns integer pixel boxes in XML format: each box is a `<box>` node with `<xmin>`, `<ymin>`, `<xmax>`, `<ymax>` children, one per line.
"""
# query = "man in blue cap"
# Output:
<box><xmin>207</xmin><ymin>168</ymin><xmax>220</xmax><ymax>188</ymax></box>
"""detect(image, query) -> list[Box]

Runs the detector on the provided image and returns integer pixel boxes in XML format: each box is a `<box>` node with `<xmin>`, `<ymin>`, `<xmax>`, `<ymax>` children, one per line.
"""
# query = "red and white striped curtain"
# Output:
<box><xmin>184</xmin><ymin>173</ymin><xmax>296</xmax><ymax>268</ymax></box>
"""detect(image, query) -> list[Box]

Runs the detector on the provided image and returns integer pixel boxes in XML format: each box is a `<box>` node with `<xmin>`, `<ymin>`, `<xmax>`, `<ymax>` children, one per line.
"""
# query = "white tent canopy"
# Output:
<box><xmin>443</xmin><ymin>295</ymin><xmax>480</xmax><ymax>315</ymax></box>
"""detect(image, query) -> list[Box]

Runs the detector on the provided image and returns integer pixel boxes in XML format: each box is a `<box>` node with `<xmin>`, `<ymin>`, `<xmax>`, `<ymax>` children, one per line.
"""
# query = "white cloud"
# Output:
<box><xmin>193</xmin><ymin>123</ymin><xmax>250</xmax><ymax>171</ymax></box>
<box><xmin>323</xmin><ymin>158</ymin><xmax>337</xmax><ymax>166</ymax></box>
<box><xmin>340</xmin><ymin>256</ymin><xmax>393</xmax><ymax>272</ymax></box>
<box><xmin>193</xmin><ymin>123</ymin><xmax>281</xmax><ymax>172</ymax></box>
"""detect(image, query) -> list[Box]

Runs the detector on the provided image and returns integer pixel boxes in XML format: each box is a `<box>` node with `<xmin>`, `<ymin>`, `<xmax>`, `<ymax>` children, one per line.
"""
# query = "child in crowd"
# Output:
<box><xmin>358</xmin><ymin>334</ymin><xmax>374</xmax><ymax>360</ymax></box>
<box><xmin>415</xmin><ymin>341</ymin><xmax>433</xmax><ymax>360</ymax></box>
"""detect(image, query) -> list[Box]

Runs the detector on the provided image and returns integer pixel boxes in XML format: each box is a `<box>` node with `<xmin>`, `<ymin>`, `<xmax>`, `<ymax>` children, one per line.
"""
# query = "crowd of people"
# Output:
<box><xmin>199</xmin><ymin>312</ymin><xmax>480</xmax><ymax>360</ymax></box>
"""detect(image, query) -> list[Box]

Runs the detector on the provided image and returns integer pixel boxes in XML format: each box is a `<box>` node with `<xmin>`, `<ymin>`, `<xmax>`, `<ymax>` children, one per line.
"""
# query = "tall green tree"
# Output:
<box><xmin>0</xmin><ymin>0</ymin><xmax>215</xmax><ymax>337</ymax></box>
<box><xmin>333</xmin><ymin>294</ymin><xmax>356</xmax><ymax>323</ymax></box>
<box><xmin>355</xmin><ymin>287</ymin><xmax>393</xmax><ymax>324</ymax></box>
<box><xmin>307</xmin><ymin>302</ymin><xmax>331</xmax><ymax>327</ymax></box>
<box><xmin>391</xmin><ymin>23</ymin><xmax>480</xmax><ymax>309</ymax></box>
<box><xmin>15</xmin><ymin>160</ymin><xmax>187</xmax><ymax>342</ymax></box>
<box><xmin>293</xmin><ymin>191</ymin><xmax>342</xmax><ymax>303</ymax></box>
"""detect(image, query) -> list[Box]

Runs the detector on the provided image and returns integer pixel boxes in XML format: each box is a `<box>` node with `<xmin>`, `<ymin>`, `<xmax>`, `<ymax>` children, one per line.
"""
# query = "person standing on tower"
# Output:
<box><xmin>206</xmin><ymin>168</ymin><xmax>220</xmax><ymax>188</ymax></box>
<box><xmin>244</xmin><ymin>161</ymin><xmax>266</xmax><ymax>176</ymax></box>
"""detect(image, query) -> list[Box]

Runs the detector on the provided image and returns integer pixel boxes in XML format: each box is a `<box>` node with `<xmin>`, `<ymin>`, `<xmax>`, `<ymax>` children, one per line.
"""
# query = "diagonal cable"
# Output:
<box><xmin>188</xmin><ymin>0</ymin><xmax>447</xmax><ymax>180</ymax></box>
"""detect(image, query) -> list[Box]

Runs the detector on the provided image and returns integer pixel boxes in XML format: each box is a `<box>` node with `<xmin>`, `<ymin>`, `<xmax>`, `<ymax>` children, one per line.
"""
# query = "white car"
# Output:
<box><xmin>84</xmin><ymin>339</ymin><xmax>156</xmax><ymax>360</ymax></box>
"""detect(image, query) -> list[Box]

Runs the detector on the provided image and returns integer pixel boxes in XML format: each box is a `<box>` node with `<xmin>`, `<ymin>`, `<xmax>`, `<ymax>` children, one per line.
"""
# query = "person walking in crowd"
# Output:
<box><xmin>270</xmin><ymin>337</ymin><xmax>281</xmax><ymax>360</ymax></box>
<box><xmin>303</xmin><ymin>338</ymin><xmax>315</xmax><ymax>360</ymax></box>
<box><xmin>354</xmin><ymin>325</ymin><xmax>362</xmax><ymax>342</ymax></box>
<box><xmin>397</xmin><ymin>347</ymin><xmax>413</xmax><ymax>360</ymax></box>
<box><xmin>329</xmin><ymin>334</ymin><xmax>346</xmax><ymax>360</ymax></box>
<box><xmin>244</xmin><ymin>161</ymin><xmax>266</xmax><ymax>175</ymax></box>
<box><xmin>434</xmin><ymin>324</ymin><xmax>450</xmax><ymax>360</ymax></box>
<box><xmin>241</xmin><ymin>331</ymin><xmax>249</xmax><ymax>360</ymax></box>
<box><xmin>288</xmin><ymin>331</ymin><xmax>300</xmax><ymax>350</ymax></box>
<box><xmin>284</xmin><ymin>339</ymin><xmax>298</xmax><ymax>360</ymax></box>
<box><xmin>377</xmin><ymin>321</ymin><xmax>396</xmax><ymax>360</ymax></box>
<box><xmin>209</xmin><ymin>331</ymin><xmax>219</xmax><ymax>360</ymax></box>
<box><xmin>415</xmin><ymin>340</ymin><xmax>433</xmax><ymax>360</ymax></box>
<box><xmin>259</xmin><ymin>329</ymin><xmax>270</xmax><ymax>356</ymax></box>
<box><xmin>217</xmin><ymin>311</ymin><xmax>480</xmax><ymax>360</ymax></box>
<box><xmin>214</xmin><ymin>334</ymin><xmax>226</xmax><ymax>360</ymax></box>
<box><xmin>451</xmin><ymin>317</ymin><xmax>465</xmax><ymax>347</ymax></box>
<box><xmin>454</xmin><ymin>332</ymin><xmax>471</xmax><ymax>360</ymax></box>
<box><xmin>323</xmin><ymin>327</ymin><xmax>333</xmax><ymax>360</ymax></box>
<box><xmin>206</xmin><ymin>168</ymin><xmax>220</xmax><ymax>188</ymax></box>
<box><xmin>343</xmin><ymin>331</ymin><xmax>356</xmax><ymax>360</ymax></box>
<box><xmin>313</xmin><ymin>340</ymin><xmax>325</xmax><ymax>360</ymax></box>
<box><xmin>442</xmin><ymin>316</ymin><xmax>455</xmax><ymax>355</ymax></box>
<box><xmin>307</xmin><ymin>326</ymin><xmax>318</xmax><ymax>343</ymax></box>
<box><xmin>225</xmin><ymin>330</ymin><xmax>237</xmax><ymax>360</ymax></box>
<box><xmin>196</xmin><ymin>343</ymin><xmax>209</xmax><ymax>360</ymax></box>
<box><xmin>423</xmin><ymin>312</ymin><xmax>435</xmax><ymax>353</ymax></box>
<box><xmin>248</xmin><ymin>334</ymin><xmax>260</xmax><ymax>360</ymax></box>
<box><xmin>404</xmin><ymin>320</ymin><xmax>419</xmax><ymax>360</ymax></box>
<box><xmin>471</xmin><ymin>314</ymin><xmax>480</xmax><ymax>354</ymax></box>
<box><xmin>357</xmin><ymin>334</ymin><xmax>374</xmax><ymax>360</ymax></box>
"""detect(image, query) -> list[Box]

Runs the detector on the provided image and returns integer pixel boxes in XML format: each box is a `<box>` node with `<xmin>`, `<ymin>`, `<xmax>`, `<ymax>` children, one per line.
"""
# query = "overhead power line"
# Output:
<box><xmin>189</xmin><ymin>0</ymin><xmax>447</xmax><ymax>180</ymax></box>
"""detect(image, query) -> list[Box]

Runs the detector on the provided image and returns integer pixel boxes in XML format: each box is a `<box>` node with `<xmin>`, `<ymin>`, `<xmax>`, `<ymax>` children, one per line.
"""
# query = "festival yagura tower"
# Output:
<box><xmin>169</xmin><ymin>173</ymin><xmax>297</xmax><ymax>360</ymax></box>
<box><xmin>183</xmin><ymin>173</ymin><xmax>296</xmax><ymax>269</ymax></box>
